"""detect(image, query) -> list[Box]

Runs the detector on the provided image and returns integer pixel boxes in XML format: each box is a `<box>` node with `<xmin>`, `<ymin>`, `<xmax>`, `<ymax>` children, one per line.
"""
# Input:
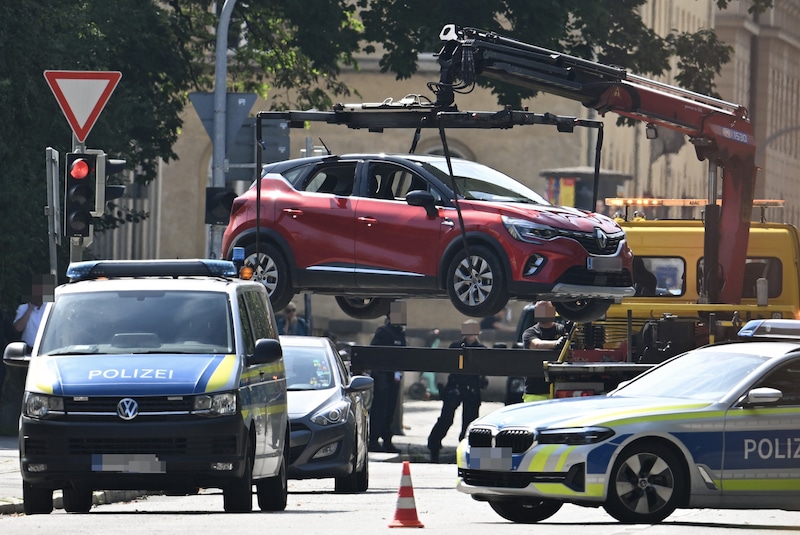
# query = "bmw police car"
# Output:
<box><xmin>3</xmin><ymin>259</ymin><xmax>289</xmax><ymax>515</ymax></box>
<box><xmin>456</xmin><ymin>319</ymin><xmax>800</xmax><ymax>524</ymax></box>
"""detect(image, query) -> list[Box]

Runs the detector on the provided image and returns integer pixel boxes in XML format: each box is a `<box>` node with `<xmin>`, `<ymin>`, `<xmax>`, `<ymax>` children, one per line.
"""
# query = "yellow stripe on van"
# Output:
<box><xmin>205</xmin><ymin>354</ymin><xmax>237</xmax><ymax>392</ymax></box>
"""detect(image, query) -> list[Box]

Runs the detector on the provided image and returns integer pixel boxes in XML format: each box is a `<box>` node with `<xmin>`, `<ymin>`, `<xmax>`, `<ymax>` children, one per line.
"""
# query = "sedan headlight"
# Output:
<box><xmin>310</xmin><ymin>400</ymin><xmax>350</xmax><ymax>426</ymax></box>
<box><xmin>502</xmin><ymin>215</ymin><xmax>560</xmax><ymax>242</ymax></box>
<box><xmin>537</xmin><ymin>426</ymin><xmax>615</xmax><ymax>445</ymax></box>
<box><xmin>23</xmin><ymin>392</ymin><xmax>64</xmax><ymax>419</ymax></box>
<box><xmin>194</xmin><ymin>392</ymin><xmax>237</xmax><ymax>416</ymax></box>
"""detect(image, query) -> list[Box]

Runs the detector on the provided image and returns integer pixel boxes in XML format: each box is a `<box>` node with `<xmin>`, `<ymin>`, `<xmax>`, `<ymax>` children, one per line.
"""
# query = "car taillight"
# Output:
<box><xmin>555</xmin><ymin>389</ymin><xmax>596</xmax><ymax>398</ymax></box>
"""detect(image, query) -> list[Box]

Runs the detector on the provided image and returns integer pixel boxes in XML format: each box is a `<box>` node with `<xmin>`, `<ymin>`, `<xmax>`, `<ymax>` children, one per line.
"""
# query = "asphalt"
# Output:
<box><xmin>0</xmin><ymin>399</ymin><xmax>504</xmax><ymax>515</ymax></box>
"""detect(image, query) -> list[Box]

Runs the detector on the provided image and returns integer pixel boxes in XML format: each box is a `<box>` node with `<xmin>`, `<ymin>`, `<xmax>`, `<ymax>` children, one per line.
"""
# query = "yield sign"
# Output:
<box><xmin>44</xmin><ymin>70</ymin><xmax>122</xmax><ymax>143</ymax></box>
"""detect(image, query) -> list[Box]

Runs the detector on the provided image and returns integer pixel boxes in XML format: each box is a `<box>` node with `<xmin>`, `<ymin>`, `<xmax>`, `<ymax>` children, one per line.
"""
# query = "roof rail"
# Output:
<box><xmin>67</xmin><ymin>259</ymin><xmax>238</xmax><ymax>282</ymax></box>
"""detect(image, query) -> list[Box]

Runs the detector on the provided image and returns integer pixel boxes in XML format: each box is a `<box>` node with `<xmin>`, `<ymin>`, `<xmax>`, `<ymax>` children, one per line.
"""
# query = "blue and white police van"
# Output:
<box><xmin>3</xmin><ymin>259</ymin><xmax>288</xmax><ymax>514</ymax></box>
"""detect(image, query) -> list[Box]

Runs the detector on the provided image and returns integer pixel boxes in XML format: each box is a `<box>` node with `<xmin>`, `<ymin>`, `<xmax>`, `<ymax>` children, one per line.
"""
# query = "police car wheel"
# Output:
<box><xmin>604</xmin><ymin>441</ymin><xmax>683</xmax><ymax>523</ymax></box>
<box><xmin>257</xmin><ymin>444</ymin><xmax>288</xmax><ymax>511</ymax></box>
<box><xmin>488</xmin><ymin>498</ymin><xmax>563</xmax><ymax>523</ymax></box>
<box><xmin>22</xmin><ymin>482</ymin><xmax>53</xmax><ymax>515</ymax></box>
<box><xmin>223</xmin><ymin>446</ymin><xmax>253</xmax><ymax>513</ymax></box>
<box><xmin>62</xmin><ymin>488</ymin><xmax>93</xmax><ymax>513</ymax></box>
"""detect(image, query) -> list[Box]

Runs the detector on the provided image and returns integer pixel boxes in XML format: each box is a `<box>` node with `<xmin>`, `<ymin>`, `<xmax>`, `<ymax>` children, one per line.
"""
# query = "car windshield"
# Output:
<box><xmin>39</xmin><ymin>291</ymin><xmax>234</xmax><ymax>355</ymax></box>
<box><xmin>419</xmin><ymin>159</ymin><xmax>550</xmax><ymax>205</ymax></box>
<box><xmin>612</xmin><ymin>349</ymin><xmax>769</xmax><ymax>401</ymax></box>
<box><xmin>284</xmin><ymin>346</ymin><xmax>334</xmax><ymax>390</ymax></box>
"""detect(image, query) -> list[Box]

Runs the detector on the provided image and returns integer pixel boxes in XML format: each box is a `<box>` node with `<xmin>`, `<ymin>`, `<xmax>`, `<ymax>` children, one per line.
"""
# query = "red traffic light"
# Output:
<box><xmin>69</xmin><ymin>158</ymin><xmax>92</xmax><ymax>180</ymax></box>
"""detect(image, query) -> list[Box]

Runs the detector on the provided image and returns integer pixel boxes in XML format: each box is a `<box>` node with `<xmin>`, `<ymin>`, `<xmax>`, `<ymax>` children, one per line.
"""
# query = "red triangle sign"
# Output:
<box><xmin>44</xmin><ymin>70</ymin><xmax>122</xmax><ymax>143</ymax></box>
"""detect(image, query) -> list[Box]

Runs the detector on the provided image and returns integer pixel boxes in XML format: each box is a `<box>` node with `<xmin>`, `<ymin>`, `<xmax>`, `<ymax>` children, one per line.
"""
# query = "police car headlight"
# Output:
<box><xmin>502</xmin><ymin>216</ymin><xmax>559</xmax><ymax>242</ymax></box>
<box><xmin>23</xmin><ymin>393</ymin><xmax>64</xmax><ymax>419</ymax></box>
<box><xmin>537</xmin><ymin>426</ymin><xmax>614</xmax><ymax>445</ymax></box>
<box><xmin>310</xmin><ymin>401</ymin><xmax>350</xmax><ymax>426</ymax></box>
<box><xmin>194</xmin><ymin>392</ymin><xmax>237</xmax><ymax>416</ymax></box>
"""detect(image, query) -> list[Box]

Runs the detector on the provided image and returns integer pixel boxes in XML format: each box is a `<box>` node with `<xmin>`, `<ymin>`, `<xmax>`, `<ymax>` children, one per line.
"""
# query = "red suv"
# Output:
<box><xmin>222</xmin><ymin>154</ymin><xmax>634</xmax><ymax>322</ymax></box>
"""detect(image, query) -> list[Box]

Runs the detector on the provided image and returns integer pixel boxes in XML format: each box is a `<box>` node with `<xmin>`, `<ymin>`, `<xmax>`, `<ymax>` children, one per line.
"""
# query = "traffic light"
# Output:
<box><xmin>64</xmin><ymin>152</ymin><xmax>97</xmax><ymax>237</ymax></box>
<box><xmin>97</xmin><ymin>154</ymin><xmax>127</xmax><ymax>210</ymax></box>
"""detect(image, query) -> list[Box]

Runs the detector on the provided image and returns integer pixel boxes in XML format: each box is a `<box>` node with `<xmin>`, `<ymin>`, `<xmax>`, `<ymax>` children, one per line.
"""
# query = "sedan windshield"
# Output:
<box><xmin>612</xmin><ymin>350</ymin><xmax>769</xmax><ymax>400</ymax></box>
<box><xmin>420</xmin><ymin>159</ymin><xmax>550</xmax><ymax>204</ymax></box>
<box><xmin>39</xmin><ymin>291</ymin><xmax>234</xmax><ymax>355</ymax></box>
<box><xmin>284</xmin><ymin>346</ymin><xmax>335</xmax><ymax>390</ymax></box>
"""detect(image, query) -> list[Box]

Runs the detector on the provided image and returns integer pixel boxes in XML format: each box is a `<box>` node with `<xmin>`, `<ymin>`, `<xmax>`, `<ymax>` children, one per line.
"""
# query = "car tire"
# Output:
<box><xmin>446</xmin><ymin>245</ymin><xmax>508</xmax><ymax>317</ymax></box>
<box><xmin>62</xmin><ymin>488</ymin><xmax>93</xmax><ymax>513</ymax></box>
<box><xmin>604</xmin><ymin>441</ymin><xmax>683</xmax><ymax>524</ymax></box>
<box><xmin>257</xmin><ymin>443</ymin><xmax>288</xmax><ymax>511</ymax></box>
<box><xmin>244</xmin><ymin>243</ymin><xmax>294</xmax><ymax>312</ymax></box>
<box><xmin>223</xmin><ymin>444</ymin><xmax>253</xmax><ymax>513</ymax></box>
<box><xmin>334</xmin><ymin>432</ymin><xmax>368</xmax><ymax>493</ymax></box>
<box><xmin>335</xmin><ymin>296</ymin><xmax>393</xmax><ymax>320</ymax></box>
<box><xmin>488</xmin><ymin>498</ymin><xmax>563</xmax><ymax>523</ymax></box>
<box><xmin>553</xmin><ymin>298</ymin><xmax>612</xmax><ymax>323</ymax></box>
<box><xmin>23</xmin><ymin>482</ymin><xmax>53</xmax><ymax>515</ymax></box>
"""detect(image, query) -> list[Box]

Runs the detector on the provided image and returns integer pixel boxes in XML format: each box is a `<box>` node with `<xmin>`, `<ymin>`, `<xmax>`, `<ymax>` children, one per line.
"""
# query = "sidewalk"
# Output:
<box><xmin>0</xmin><ymin>399</ymin><xmax>503</xmax><ymax>515</ymax></box>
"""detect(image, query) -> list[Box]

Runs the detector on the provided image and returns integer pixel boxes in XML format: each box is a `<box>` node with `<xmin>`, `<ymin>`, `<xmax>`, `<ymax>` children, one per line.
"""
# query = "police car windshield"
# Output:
<box><xmin>612</xmin><ymin>350</ymin><xmax>768</xmax><ymax>400</ymax></box>
<box><xmin>39</xmin><ymin>291</ymin><xmax>234</xmax><ymax>355</ymax></box>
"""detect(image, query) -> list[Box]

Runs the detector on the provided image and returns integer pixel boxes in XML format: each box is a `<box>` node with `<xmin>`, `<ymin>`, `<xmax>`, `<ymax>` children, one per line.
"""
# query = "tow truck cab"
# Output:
<box><xmin>3</xmin><ymin>259</ymin><xmax>289</xmax><ymax>515</ymax></box>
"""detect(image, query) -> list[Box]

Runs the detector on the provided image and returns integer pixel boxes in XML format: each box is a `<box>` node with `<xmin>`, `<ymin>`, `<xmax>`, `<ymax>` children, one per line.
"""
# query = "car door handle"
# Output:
<box><xmin>442</xmin><ymin>218</ymin><xmax>455</xmax><ymax>228</ymax></box>
<box><xmin>283</xmin><ymin>208</ymin><xmax>304</xmax><ymax>218</ymax></box>
<box><xmin>358</xmin><ymin>216</ymin><xmax>378</xmax><ymax>227</ymax></box>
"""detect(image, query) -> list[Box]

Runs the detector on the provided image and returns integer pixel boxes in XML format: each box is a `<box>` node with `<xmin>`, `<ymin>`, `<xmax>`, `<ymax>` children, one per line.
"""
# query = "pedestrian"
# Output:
<box><xmin>277</xmin><ymin>301</ymin><xmax>308</xmax><ymax>335</ymax></box>
<box><xmin>368</xmin><ymin>302</ymin><xmax>407</xmax><ymax>453</ymax></box>
<box><xmin>427</xmin><ymin>320</ymin><xmax>487</xmax><ymax>462</ymax></box>
<box><xmin>521</xmin><ymin>301</ymin><xmax>568</xmax><ymax>402</ymax></box>
<box><xmin>13</xmin><ymin>274</ymin><xmax>53</xmax><ymax>347</ymax></box>
<box><xmin>0</xmin><ymin>291</ymin><xmax>18</xmax><ymax>401</ymax></box>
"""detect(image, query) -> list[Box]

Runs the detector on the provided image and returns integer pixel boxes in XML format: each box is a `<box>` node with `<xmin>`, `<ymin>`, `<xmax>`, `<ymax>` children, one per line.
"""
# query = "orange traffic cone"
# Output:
<box><xmin>388</xmin><ymin>460</ymin><xmax>424</xmax><ymax>528</ymax></box>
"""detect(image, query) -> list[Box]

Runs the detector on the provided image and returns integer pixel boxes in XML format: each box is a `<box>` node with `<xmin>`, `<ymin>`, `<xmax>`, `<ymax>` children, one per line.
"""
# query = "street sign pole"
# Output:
<box><xmin>45</xmin><ymin>147</ymin><xmax>61</xmax><ymax>276</ymax></box>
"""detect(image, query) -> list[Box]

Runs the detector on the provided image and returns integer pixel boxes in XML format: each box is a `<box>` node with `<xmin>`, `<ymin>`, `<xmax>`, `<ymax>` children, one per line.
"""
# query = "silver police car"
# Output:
<box><xmin>456</xmin><ymin>319</ymin><xmax>800</xmax><ymax>523</ymax></box>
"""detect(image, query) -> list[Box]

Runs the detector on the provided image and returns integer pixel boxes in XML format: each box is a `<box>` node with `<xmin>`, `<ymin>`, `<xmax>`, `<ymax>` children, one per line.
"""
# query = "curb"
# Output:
<box><xmin>0</xmin><ymin>489</ymin><xmax>147</xmax><ymax>515</ymax></box>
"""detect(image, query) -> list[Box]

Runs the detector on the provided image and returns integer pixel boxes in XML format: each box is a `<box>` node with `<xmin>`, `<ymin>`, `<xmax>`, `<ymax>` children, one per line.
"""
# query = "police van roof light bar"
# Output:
<box><xmin>67</xmin><ymin>259</ymin><xmax>238</xmax><ymax>282</ymax></box>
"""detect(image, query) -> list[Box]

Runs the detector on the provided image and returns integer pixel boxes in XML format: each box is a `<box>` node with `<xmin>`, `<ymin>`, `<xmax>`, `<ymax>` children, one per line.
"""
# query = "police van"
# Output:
<box><xmin>3</xmin><ymin>258</ymin><xmax>289</xmax><ymax>514</ymax></box>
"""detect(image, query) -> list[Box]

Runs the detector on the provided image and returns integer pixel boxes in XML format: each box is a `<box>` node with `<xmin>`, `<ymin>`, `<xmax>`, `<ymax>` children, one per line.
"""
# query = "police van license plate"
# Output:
<box><xmin>92</xmin><ymin>453</ymin><xmax>166</xmax><ymax>473</ymax></box>
<box><xmin>587</xmin><ymin>256</ymin><xmax>622</xmax><ymax>271</ymax></box>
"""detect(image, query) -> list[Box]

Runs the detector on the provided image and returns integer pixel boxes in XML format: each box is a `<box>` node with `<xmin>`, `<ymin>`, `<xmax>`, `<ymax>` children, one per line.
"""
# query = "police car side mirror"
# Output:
<box><xmin>743</xmin><ymin>386</ymin><xmax>782</xmax><ymax>406</ymax></box>
<box><xmin>251</xmin><ymin>338</ymin><xmax>283</xmax><ymax>365</ymax></box>
<box><xmin>3</xmin><ymin>341</ymin><xmax>31</xmax><ymax>367</ymax></box>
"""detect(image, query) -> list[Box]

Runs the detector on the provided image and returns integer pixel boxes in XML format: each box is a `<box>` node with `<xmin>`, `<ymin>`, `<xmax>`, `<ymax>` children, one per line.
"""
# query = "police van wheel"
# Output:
<box><xmin>62</xmin><ymin>488</ymin><xmax>93</xmax><ymax>513</ymax></box>
<box><xmin>223</xmin><ymin>448</ymin><xmax>253</xmax><ymax>513</ymax></box>
<box><xmin>604</xmin><ymin>441</ymin><xmax>683</xmax><ymax>523</ymax></box>
<box><xmin>257</xmin><ymin>445</ymin><xmax>288</xmax><ymax>511</ymax></box>
<box><xmin>488</xmin><ymin>498</ymin><xmax>563</xmax><ymax>523</ymax></box>
<box><xmin>23</xmin><ymin>482</ymin><xmax>53</xmax><ymax>515</ymax></box>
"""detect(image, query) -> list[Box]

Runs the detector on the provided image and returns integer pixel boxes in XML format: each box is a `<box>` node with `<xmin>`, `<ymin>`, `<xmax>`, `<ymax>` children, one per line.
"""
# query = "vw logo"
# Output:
<box><xmin>594</xmin><ymin>228</ymin><xmax>609</xmax><ymax>250</ymax></box>
<box><xmin>117</xmin><ymin>398</ymin><xmax>139</xmax><ymax>420</ymax></box>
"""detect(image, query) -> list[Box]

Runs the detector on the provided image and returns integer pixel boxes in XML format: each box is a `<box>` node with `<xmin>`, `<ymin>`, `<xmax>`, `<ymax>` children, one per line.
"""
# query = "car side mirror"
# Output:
<box><xmin>250</xmin><ymin>338</ymin><xmax>283</xmax><ymax>365</ymax></box>
<box><xmin>3</xmin><ymin>341</ymin><xmax>31</xmax><ymax>367</ymax></box>
<box><xmin>406</xmin><ymin>190</ymin><xmax>438</xmax><ymax>218</ymax></box>
<box><xmin>743</xmin><ymin>386</ymin><xmax>782</xmax><ymax>406</ymax></box>
<box><xmin>346</xmin><ymin>375</ymin><xmax>374</xmax><ymax>393</ymax></box>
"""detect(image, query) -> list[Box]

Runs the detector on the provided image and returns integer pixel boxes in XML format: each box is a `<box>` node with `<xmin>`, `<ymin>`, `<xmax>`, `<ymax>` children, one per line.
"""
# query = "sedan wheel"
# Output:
<box><xmin>243</xmin><ymin>243</ymin><xmax>294</xmax><ymax>312</ymax></box>
<box><xmin>554</xmin><ymin>298</ymin><xmax>612</xmax><ymax>323</ymax></box>
<box><xmin>335</xmin><ymin>296</ymin><xmax>393</xmax><ymax>320</ymax></box>
<box><xmin>488</xmin><ymin>498</ymin><xmax>563</xmax><ymax>523</ymax></box>
<box><xmin>447</xmin><ymin>245</ymin><xmax>508</xmax><ymax>317</ymax></box>
<box><xmin>604</xmin><ymin>441</ymin><xmax>683</xmax><ymax>523</ymax></box>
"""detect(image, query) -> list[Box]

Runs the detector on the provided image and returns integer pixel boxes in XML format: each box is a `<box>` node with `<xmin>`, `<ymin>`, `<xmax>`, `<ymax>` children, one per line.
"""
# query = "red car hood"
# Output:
<box><xmin>466</xmin><ymin>200</ymin><xmax>622</xmax><ymax>234</ymax></box>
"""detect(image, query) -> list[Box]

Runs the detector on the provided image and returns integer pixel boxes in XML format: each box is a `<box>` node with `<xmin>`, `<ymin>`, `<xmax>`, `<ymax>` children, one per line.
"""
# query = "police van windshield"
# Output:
<box><xmin>39</xmin><ymin>291</ymin><xmax>234</xmax><ymax>355</ymax></box>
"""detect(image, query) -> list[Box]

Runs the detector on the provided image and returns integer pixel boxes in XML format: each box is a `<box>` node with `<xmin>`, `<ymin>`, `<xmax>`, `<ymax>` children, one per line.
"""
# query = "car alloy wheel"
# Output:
<box><xmin>446</xmin><ymin>245</ymin><xmax>508</xmax><ymax>317</ymax></box>
<box><xmin>243</xmin><ymin>242</ymin><xmax>293</xmax><ymax>312</ymax></box>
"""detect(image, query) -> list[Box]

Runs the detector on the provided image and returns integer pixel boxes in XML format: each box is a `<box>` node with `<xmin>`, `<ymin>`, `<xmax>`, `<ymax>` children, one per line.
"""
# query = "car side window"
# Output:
<box><xmin>755</xmin><ymin>359</ymin><xmax>800</xmax><ymax>406</ymax></box>
<box><xmin>242</xmin><ymin>290</ymin><xmax>276</xmax><ymax>341</ymax></box>
<box><xmin>365</xmin><ymin>162</ymin><xmax>430</xmax><ymax>200</ymax></box>
<box><xmin>238</xmin><ymin>297</ymin><xmax>255</xmax><ymax>355</ymax></box>
<box><xmin>300</xmin><ymin>164</ymin><xmax>356</xmax><ymax>195</ymax></box>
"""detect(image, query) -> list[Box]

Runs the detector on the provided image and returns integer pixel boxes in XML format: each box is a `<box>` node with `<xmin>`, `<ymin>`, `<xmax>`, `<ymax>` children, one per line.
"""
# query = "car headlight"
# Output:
<box><xmin>502</xmin><ymin>215</ymin><xmax>560</xmax><ymax>242</ymax></box>
<box><xmin>310</xmin><ymin>400</ymin><xmax>350</xmax><ymax>426</ymax></box>
<box><xmin>23</xmin><ymin>392</ymin><xmax>64</xmax><ymax>419</ymax></box>
<box><xmin>194</xmin><ymin>392</ymin><xmax>237</xmax><ymax>416</ymax></box>
<box><xmin>537</xmin><ymin>426</ymin><xmax>614</xmax><ymax>445</ymax></box>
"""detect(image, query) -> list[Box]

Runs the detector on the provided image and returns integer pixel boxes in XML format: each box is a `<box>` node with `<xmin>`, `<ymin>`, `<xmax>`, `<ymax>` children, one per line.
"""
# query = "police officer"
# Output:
<box><xmin>368</xmin><ymin>303</ymin><xmax>407</xmax><ymax>453</ymax></box>
<box><xmin>427</xmin><ymin>320</ymin><xmax>487</xmax><ymax>462</ymax></box>
<box><xmin>521</xmin><ymin>301</ymin><xmax>568</xmax><ymax>402</ymax></box>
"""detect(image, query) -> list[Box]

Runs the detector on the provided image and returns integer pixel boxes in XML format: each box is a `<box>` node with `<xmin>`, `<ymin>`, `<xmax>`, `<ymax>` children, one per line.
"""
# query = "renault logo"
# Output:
<box><xmin>594</xmin><ymin>228</ymin><xmax>609</xmax><ymax>250</ymax></box>
<box><xmin>117</xmin><ymin>398</ymin><xmax>139</xmax><ymax>420</ymax></box>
